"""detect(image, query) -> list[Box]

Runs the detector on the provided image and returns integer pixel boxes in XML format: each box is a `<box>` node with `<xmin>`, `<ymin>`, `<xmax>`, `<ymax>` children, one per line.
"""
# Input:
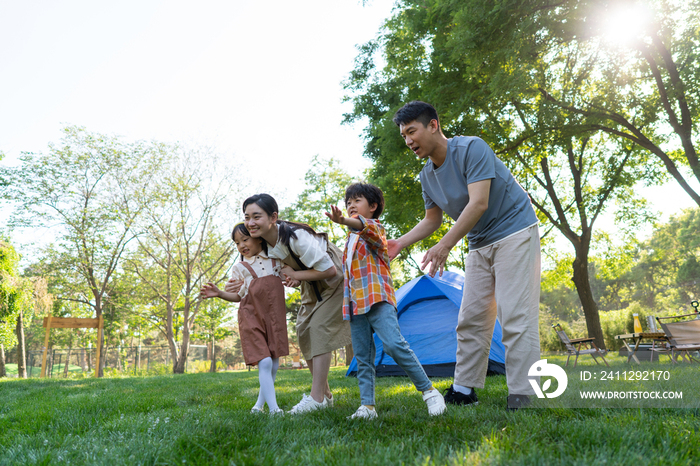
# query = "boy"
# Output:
<box><xmin>325</xmin><ymin>182</ymin><xmax>446</xmax><ymax>419</ymax></box>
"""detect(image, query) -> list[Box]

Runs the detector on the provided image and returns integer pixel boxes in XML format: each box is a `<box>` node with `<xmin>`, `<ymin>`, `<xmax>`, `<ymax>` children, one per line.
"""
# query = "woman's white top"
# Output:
<box><xmin>266</xmin><ymin>225</ymin><xmax>334</xmax><ymax>272</ymax></box>
<box><xmin>230</xmin><ymin>253</ymin><xmax>281</xmax><ymax>298</ymax></box>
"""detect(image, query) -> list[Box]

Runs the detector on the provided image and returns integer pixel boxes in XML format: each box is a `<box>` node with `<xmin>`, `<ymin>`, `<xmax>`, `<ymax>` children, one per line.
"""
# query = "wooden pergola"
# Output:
<box><xmin>41</xmin><ymin>315</ymin><xmax>104</xmax><ymax>378</ymax></box>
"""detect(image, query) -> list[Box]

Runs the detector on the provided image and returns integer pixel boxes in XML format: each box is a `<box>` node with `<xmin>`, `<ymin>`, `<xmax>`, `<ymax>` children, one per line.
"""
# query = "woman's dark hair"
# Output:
<box><xmin>344</xmin><ymin>183</ymin><xmax>385</xmax><ymax>219</ymax></box>
<box><xmin>242</xmin><ymin>193</ymin><xmax>328</xmax><ymax>247</ymax></box>
<box><xmin>392</xmin><ymin>100</ymin><xmax>440</xmax><ymax>128</ymax></box>
<box><xmin>231</xmin><ymin>222</ymin><xmax>267</xmax><ymax>255</ymax></box>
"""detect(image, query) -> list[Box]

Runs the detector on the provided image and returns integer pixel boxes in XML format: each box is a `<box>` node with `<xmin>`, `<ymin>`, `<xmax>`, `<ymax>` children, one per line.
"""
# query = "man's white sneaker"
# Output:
<box><xmin>288</xmin><ymin>394</ymin><xmax>327</xmax><ymax>414</ymax></box>
<box><xmin>325</xmin><ymin>394</ymin><xmax>334</xmax><ymax>407</ymax></box>
<box><xmin>347</xmin><ymin>405</ymin><xmax>378</xmax><ymax>420</ymax></box>
<box><xmin>423</xmin><ymin>389</ymin><xmax>447</xmax><ymax>416</ymax></box>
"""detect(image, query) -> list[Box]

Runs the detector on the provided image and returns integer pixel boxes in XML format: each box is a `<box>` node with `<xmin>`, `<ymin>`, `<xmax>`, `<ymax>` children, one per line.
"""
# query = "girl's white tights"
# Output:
<box><xmin>253</xmin><ymin>357</ymin><xmax>280</xmax><ymax>411</ymax></box>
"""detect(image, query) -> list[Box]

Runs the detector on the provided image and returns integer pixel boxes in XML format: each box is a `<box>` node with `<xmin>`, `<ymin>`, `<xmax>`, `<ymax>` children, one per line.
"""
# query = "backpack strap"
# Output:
<box><xmin>287</xmin><ymin>246</ymin><xmax>323</xmax><ymax>303</ymax></box>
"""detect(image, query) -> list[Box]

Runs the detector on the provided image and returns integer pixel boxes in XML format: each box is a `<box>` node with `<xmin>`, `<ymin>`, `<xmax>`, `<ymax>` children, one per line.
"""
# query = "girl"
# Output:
<box><xmin>201</xmin><ymin>223</ymin><xmax>290</xmax><ymax>414</ymax></box>
<box><xmin>227</xmin><ymin>194</ymin><xmax>352</xmax><ymax>414</ymax></box>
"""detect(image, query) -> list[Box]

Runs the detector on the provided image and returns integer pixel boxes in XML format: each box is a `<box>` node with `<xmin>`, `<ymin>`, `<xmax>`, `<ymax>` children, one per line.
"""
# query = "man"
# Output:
<box><xmin>388</xmin><ymin>101</ymin><xmax>541</xmax><ymax>410</ymax></box>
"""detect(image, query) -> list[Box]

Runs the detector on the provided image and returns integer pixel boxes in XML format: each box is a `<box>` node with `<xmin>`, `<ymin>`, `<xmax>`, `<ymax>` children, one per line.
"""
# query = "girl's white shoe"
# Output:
<box><xmin>288</xmin><ymin>394</ymin><xmax>328</xmax><ymax>414</ymax></box>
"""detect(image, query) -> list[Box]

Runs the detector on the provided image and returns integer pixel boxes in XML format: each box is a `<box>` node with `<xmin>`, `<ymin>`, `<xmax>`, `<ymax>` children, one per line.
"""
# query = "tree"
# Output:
<box><xmin>622</xmin><ymin>208</ymin><xmax>700</xmax><ymax>310</ymax></box>
<box><xmin>541</xmin><ymin>208</ymin><xmax>700</xmax><ymax>325</ymax></box>
<box><xmin>365</xmin><ymin>0</ymin><xmax>700</xmax><ymax>201</ymax></box>
<box><xmin>513</xmin><ymin>133</ymin><xmax>658</xmax><ymax>347</ymax></box>
<box><xmin>283</xmin><ymin>155</ymin><xmax>355</xmax><ymax>247</ymax></box>
<box><xmin>518</xmin><ymin>0</ymin><xmax>700</xmax><ymax>205</ymax></box>
<box><xmin>124</xmin><ymin>147</ymin><xmax>239</xmax><ymax>374</ymax></box>
<box><xmin>192</xmin><ymin>298</ymin><xmax>235</xmax><ymax>372</ymax></box>
<box><xmin>0</xmin><ymin>126</ymin><xmax>169</xmax><ymax>376</ymax></box>
<box><xmin>0</xmin><ymin>241</ymin><xmax>42</xmax><ymax>378</ymax></box>
<box><xmin>341</xmin><ymin>0</ymin><xmax>689</xmax><ymax>348</ymax></box>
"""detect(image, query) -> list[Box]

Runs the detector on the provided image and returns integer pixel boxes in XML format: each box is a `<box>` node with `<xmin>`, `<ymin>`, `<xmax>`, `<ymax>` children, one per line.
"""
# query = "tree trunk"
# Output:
<box><xmin>571</xmin><ymin>252</ymin><xmax>606</xmax><ymax>350</ymax></box>
<box><xmin>166</xmin><ymin>306</ymin><xmax>180</xmax><ymax>373</ymax></box>
<box><xmin>209</xmin><ymin>336</ymin><xmax>217</xmax><ymax>373</ymax></box>
<box><xmin>345</xmin><ymin>344</ymin><xmax>353</xmax><ymax>365</ymax></box>
<box><xmin>95</xmin><ymin>303</ymin><xmax>106</xmax><ymax>377</ymax></box>
<box><xmin>98</xmin><ymin>329</ymin><xmax>106</xmax><ymax>377</ymax></box>
<box><xmin>15</xmin><ymin>310</ymin><xmax>27</xmax><ymax>379</ymax></box>
<box><xmin>173</xmin><ymin>318</ymin><xmax>191</xmax><ymax>374</ymax></box>
<box><xmin>0</xmin><ymin>344</ymin><xmax>6</xmax><ymax>377</ymax></box>
<box><xmin>63</xmin><ymin>346</ymin><xmax>73</xmax><ymax>378</ymax></box>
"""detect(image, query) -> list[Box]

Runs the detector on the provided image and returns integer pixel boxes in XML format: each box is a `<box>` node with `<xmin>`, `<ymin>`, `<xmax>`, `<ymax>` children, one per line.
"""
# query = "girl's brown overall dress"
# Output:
<box><xmin>237</xmin><ymin>260</ymin><xmax>289</xmax><ymax>365</ymax></box>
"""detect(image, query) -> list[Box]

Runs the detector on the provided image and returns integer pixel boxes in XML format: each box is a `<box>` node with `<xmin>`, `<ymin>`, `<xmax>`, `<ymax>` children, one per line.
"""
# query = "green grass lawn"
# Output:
<box><xmin>1</xmin><ymin>355</ymin><xmax>699</xmax><ymax>465</ymax></box>
<box><xmin>4</xmin><ymin>363</ymin><xmax>85</xmax><ymax>378</ymax></box>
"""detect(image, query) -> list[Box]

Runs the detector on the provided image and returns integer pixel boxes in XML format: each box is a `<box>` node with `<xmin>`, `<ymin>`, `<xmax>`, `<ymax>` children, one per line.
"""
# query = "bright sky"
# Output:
<box><xmin>1</xmin><ymin>0</ymin><xmax>698</xmax><ymax>260</ymax></box>
<box><xmin>0</xmin><ymin>0</ymin><xmax>394</xmax><ymax>197</ymax></box>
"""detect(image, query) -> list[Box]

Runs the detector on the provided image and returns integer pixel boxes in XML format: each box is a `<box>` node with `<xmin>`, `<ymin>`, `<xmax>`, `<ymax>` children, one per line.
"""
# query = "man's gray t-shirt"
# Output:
<box><xmin>420</xmin><ymin>136</ymin><xmax>537</xmax><ymax>250</ymax></box>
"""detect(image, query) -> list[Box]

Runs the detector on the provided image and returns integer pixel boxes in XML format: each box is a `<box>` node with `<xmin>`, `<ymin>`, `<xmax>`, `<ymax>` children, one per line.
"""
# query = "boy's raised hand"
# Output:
<box><xmin>325</xmin><ymin>205</ymin><xmax>345</xmax><ymax>225</ymax></box>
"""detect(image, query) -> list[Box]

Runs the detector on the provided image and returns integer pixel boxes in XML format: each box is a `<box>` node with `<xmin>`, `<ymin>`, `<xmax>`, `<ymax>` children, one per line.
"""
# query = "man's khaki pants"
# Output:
<box><xmin>454</xmin><ymin>225</ymin><xmax>541</xmax><ymax>395</ymax></box>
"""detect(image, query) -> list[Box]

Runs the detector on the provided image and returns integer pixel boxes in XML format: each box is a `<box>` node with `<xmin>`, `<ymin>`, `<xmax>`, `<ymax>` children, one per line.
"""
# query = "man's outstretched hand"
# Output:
<box><xmin>421</xmin><ymin>242</ymin><xmax>451</xmax><ymax>277</ymax></box>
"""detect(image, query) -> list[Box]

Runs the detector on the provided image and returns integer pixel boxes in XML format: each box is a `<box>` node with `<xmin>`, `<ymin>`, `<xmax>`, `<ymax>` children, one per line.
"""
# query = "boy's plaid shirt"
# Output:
<box><xmin>342</xmin><ymin>215</ymin><xmax>396</xmax><ymax>320</ymax></box>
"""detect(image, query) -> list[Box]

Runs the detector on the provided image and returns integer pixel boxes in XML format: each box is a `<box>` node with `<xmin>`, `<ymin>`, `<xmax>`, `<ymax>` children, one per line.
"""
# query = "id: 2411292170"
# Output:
<box><xmin>580</xmin><ymin>370</ymin><xmax>671</xmax><ymax>381</ymax></box>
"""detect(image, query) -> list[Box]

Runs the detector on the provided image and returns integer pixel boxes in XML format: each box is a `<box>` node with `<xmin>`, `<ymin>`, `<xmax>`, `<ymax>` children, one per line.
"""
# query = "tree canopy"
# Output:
<box><xmin>346</xmin><ymin>0</ymin><xmax>700</xmax><ymax>203</ymax></box>
<box><xmin>0</xmin><ymin>241</ymin><xmax>31</xmax><ymax>349</ymax></box>
<box><xmin>342</xmin><ymin>0</ymin><xmax>700</xmax><ymax>346</ymax></box>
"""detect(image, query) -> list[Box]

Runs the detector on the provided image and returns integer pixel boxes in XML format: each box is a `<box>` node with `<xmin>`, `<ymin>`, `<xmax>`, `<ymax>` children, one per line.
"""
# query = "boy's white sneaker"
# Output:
<box><xmin>423</xmin><ymin>389</ymin><xmax>447</xmax><ymax>416</ymax></box>
<box><xmin>288</xmin><ymin>393</ymin><xmax>327</xmax><ymax>414</ymax></box>
<box><xmin>325</xmin><ymin>394</ymin><xmax>334</xmax><ymax>407</ymax></box>
<box><xmin>347</xmin><ymin>405</ymin><xmax>377</xmax><ymax>420</ymax></box>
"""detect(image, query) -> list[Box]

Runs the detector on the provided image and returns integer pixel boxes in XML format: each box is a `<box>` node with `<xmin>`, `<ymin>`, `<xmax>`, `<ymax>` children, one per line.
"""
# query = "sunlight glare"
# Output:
<box><xmin>602</xmin><ymin>2</ymin><xmax>654</xmax><ymax>45</ymax></box>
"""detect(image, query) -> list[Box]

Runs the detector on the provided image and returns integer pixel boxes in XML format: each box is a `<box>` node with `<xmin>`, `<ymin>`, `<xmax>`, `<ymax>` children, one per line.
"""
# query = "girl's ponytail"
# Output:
<box><xmin>278</xmin><ymin>220</ymin><xmax>328</xmax><ymax>248</ymax></box>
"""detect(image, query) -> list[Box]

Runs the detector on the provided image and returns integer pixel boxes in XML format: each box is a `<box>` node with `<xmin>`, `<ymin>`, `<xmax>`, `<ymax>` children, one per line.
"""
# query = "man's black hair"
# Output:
<box><xmin>392</xmin><ymin>101</ymin><xmax>440</xmax><ymax>128</ymax></box>
<box><xmin>344</xmin><ymin>183</ymin><xmax>385</xmax><ymax>219</ymax></box>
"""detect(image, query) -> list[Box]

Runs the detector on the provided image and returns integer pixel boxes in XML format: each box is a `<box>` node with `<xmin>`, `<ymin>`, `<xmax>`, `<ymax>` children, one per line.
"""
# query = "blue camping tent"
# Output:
<box><xmin>346</xmin><ymin>271</ymin><xmax>506</xmax><ymax>378</ymax></box>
